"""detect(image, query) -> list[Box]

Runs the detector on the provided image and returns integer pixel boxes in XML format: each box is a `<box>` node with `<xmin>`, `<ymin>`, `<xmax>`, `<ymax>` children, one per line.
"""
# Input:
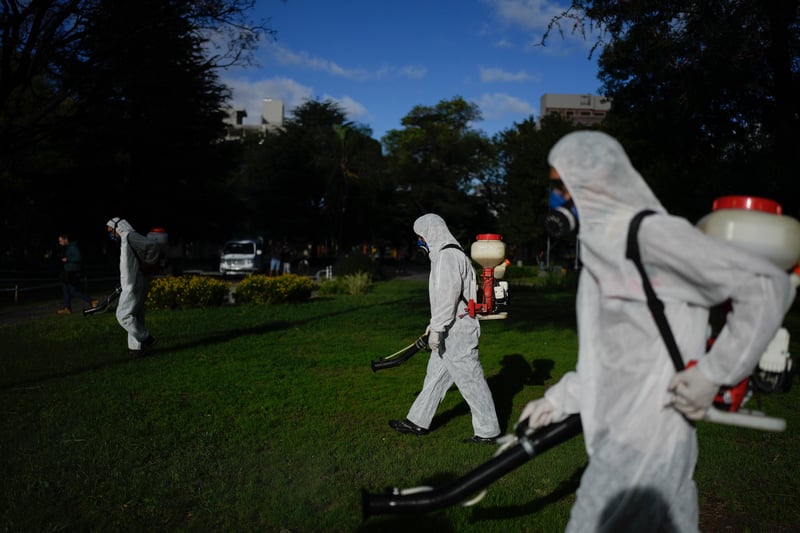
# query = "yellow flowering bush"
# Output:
<box><xmin>234</xmin><ymin>274</ymin><xmax>316</xmax><ymax>304</ymax></box>
<box><xmin>147</xmin><ymin>275</ymin><xmax>230</xmax><ymax>310</ymax></box>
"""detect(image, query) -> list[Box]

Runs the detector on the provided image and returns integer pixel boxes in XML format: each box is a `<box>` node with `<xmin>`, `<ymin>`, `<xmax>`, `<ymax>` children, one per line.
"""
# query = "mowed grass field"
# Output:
<box><xmin>2</xmin><ymin>279</ymin><xmax>799</xmax><ymax>532</ymax></box>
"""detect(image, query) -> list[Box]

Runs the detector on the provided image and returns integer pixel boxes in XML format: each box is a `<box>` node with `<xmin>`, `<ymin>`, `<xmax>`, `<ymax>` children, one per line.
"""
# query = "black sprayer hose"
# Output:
<box><xmin>370</xmin><ymin>335</ymin><xmax>429</xmax><ymax>372</ymax></box>
<box><xmin>82</xmin><ymin>287</ymin><xmax>122</xmax><ymax>317</ymax></box>
<box><xmin>362</xmin><ymin>413</ymin><xmax>582</xmax><ymax>518</ymax></box>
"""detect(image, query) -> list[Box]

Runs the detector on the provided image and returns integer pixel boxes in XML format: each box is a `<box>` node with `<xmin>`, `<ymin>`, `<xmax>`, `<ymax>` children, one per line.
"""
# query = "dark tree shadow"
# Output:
<box><xmin>2</xmin><ymin>296</ymin><xmax>418</xmax><ymax>390</ymax></box>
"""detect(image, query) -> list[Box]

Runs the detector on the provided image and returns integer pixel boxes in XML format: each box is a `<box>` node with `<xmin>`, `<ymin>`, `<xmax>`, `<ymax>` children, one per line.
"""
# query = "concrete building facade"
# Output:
<box><xmin>222</xmin><ymin>98</ymin><xmax>285</xmax><ymax>140</ymax></box>
<box><xmin>539</xmin><ymin>93</ymin><xmax>611</xmax><ymax>127</ymax></box>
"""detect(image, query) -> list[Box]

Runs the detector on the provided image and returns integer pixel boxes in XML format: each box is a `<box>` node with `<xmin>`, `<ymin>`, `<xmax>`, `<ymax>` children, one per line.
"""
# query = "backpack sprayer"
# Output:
<box><xmin>468</xmin><ymin>234</ymin><xmax>511</xmax><ymax>320</ymax></box>
<box><xmin>370</xmin><ymin>235</ymin><xmax>510</xmax><ymax>372</ymax></box>
<box><xmin>362</xmin><ymin>197</ymin><xmax>800</xmax><ymax>518</ymax></box>
<box><xmin>691</xmin><ymin>196</ymin><xmax>800</xmax><ymax>428</ymax></box>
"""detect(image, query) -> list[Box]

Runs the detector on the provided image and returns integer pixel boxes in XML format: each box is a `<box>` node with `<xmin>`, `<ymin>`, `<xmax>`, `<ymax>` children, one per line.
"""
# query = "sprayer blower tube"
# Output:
<box><xmin>362</xmin><ymin>413</ymin><xmax>582</xmax><ymax>518</ymax></box>
<box><xmin>371</xmin><ymin>335</ymin><xmax>429</xmax><ymax>372</ymax></box>
<box><xmin>82</xmin><ymin>287</ymin><xmax>122</xmax><ymax>317</ymax></box>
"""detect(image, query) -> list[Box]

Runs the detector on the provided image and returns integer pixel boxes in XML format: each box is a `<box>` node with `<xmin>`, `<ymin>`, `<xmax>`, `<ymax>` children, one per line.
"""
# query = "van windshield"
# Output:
<box><xmin>223</xmin><ymin>242</ymin><xmax>255</xmax><ymax>255</ymax></box>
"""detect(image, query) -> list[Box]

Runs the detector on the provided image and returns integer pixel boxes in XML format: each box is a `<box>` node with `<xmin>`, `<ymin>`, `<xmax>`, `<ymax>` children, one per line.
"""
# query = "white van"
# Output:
<box><xmin>219</xmin><ymin>239</ymin><xmax>265</xmax><ymax>276</ymax></box>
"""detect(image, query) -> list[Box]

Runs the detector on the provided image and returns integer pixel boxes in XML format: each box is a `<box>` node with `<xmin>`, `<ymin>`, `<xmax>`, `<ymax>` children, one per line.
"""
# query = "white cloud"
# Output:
<box><xmin>271</xmin><ymin>44</ymin><xmax>426</xmax><ymax>81</ymax></box>
<box><xmin>472</xmin><ymin>92</ymin><xmax>536</xmax><ymax>121</ymax></box>
<box><xmin>479</xmin><ymin>66</ymin><xmax>539</xmax><ymax>83</ymax></box>
<box><xmin>323</xmin><ymin>94</ymin><xmax>369</xmax><ymax>121</ymax></box>
<box><xmin>220</xmin><ymin>75</ymin><xmax>373</xmax><ymax>125</ymax></box>
<box><xmin>482</xmin><ymin>0</ymin><xmax>602</xmax><ymax>51</ymax></box>
<box><xmin>483</xmin><ymin>0</ymin><xmax>566</xmax><ymax>32</ymax></box>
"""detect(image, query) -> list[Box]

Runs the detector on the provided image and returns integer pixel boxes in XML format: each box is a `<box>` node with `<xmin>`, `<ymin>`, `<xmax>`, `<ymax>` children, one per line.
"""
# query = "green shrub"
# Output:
<box><xmin>504</xmin><ymin>264</ymin><xmax>539</xmax><ymax>279</ymax></box>
<box><xmin>317</xmin><ymin>272</ymin><xmax>373</xmax><ymax>295</ymax></box>
<box><xmin>501</xmin><ymin>265</ymin><xmax>579</xmax><ymax>292</ymax></box>
<box><xmin>234</xmin><ymin>274</ymin><xmax>316</xmax><ymax>304</ymax></box>
<box><xmin>316</xmin><ymin>277</ymin><xmax>347</xmax><ymax>296</ymax></box>
<box><xmin>333</xmin><ymin>254</ymin><xmax>378</xmax><ymax>277</ymax></box>
<box><xmin>147</xmin><ymin>275</ymin><xmax>230</xmax><ymax>309</ymax></box>
<box><xmin>343</xmin><ymin>272</ymin><xmax>373</xmax><ymax>294</ymax></box>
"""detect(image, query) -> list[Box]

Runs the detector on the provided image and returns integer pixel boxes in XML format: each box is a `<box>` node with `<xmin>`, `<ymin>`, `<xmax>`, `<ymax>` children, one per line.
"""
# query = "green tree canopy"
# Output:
<box><xmin>231</xmin><ymin>99</ymin><xmax>386</xmax><ymax>255</ymax></box>
<box><xmin>0</xmin><ymin>0</ymin><xmax>270</xmax><ymax>261</ymax></box>
<box><xmin>493</xmin><ymin>114</ymin><xmax>579</xmax><ymax>261</ymax></box>
<box><xmin>382</xmin><ymin>96</ymin><xmax>496</xmax><ymax>243</ymax></box>
<box><xmin>547</xmin><ymin>1</ymin><xmax>800</xmax><ymax>219</ymax></box>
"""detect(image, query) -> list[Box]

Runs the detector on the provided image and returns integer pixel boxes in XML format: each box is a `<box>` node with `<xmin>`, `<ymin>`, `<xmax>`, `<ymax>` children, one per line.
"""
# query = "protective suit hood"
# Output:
<box><xmin>107</xmin><ymin>217</ymin><xmax>135</xmax><ymax>236</ymax></box>
<box><xmin>548</xmin><ymin>131</ymin><xmax>667</xmax><ymax>299</ymax></box>
<box><xmin>548</xmin><ymin>131</ymin><xmax>666</xmax><ymax>232</ymax></box>
<box><xmin>413</xmin><ymin>214</ymin><xmax>461</xmax><ymax>260</ymax></box>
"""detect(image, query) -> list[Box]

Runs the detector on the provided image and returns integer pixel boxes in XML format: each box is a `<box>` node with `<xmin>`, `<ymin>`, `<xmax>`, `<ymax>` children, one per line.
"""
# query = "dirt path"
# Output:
<box><xmin>0</xmin><ymin>298</ymin><xmax>73</xmax><ymax>325</ymax></box>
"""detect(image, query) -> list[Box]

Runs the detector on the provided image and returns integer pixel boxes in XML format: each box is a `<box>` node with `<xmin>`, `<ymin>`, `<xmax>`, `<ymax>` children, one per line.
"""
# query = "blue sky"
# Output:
<box><xmin>220</xmin><ymin>0</ymin><xmax>604</xmax><ymax>140</ymax></box>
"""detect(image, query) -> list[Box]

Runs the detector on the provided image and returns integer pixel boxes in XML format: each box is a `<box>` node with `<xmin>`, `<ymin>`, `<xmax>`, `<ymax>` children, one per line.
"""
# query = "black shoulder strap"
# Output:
<box><xmin>625</xmin><ymin>210</ymin><xmax>685</xmax><ymax>372</ymax></box>
<box><xmin>440</xmin><ymin>243</ymin><xmax>469</xmax><ymax>305</ymax></box>
<box><xmin>440</xmin><ymin>243</ymin><xmax>464</xmax><ymax>253</ymax></box>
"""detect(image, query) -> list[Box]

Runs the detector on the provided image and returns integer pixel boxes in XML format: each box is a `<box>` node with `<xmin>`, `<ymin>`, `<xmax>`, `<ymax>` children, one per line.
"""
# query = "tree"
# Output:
<box><xmin>233</xmin><ymin>99</ymin><xmax>386</xmax><ymax>256</ymax></box>
<box><xmin>493</xmin><ymin>114</ymin><xmax>579</xmax><ymax>262</ymax></box>
<box><xmin>545</xmin><ymin>1</ymin><xmax>800</xmax><ymax>218</ymax></box>
<box><xmin>382</xmin><ymin>97</ymin><xmax>496</xmax><ymax>243</ymax></box>
<box><xmin>0</xmin><ymin>0</ymin><xmax>272</xmax><ymax>262</ymax></box>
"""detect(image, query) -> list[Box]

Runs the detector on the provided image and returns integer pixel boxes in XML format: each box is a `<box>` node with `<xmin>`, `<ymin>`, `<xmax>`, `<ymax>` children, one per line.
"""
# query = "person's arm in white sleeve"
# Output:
<box><xmin>642</xmin><ymin>217</ymin><xmax>793</xmax><ymax>385</ymax></box>
<box><xmin>519</xmin><ymin>371</ymin><xmax>581</xmax><ymax>429</ymax></box>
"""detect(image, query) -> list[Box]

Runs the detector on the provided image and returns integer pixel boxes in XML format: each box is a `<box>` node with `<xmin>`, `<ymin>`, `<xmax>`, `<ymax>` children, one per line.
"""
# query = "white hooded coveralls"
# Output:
<box><xmin>543</xmin><ymin>132</ymin><xmax>792</xmax><ymax>532</ymax></box>
<box><xmin>107</xmin><ymin>218</ymin><xmax>152</xmax><ymax>350</ymax></box>
<box><xmin>406</xmin><ymin>214</ymin><xmax>501</xmax><ymax>438</ymax></box>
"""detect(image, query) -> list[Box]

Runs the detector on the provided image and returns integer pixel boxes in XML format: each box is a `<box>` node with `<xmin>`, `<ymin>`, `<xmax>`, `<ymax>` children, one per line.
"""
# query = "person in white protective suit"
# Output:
<box><xmin>106</xmin><ymin>218</ymin><xmax>156</xmax><ymax>355</ymax></box>
<box><xmin>518</xmin><ymin>131</ymin><xmax>793</xmax><ymax>532</ymax></box>
<box><xmin>389</xmin><ymin>214</ymin><xmax>502</xmax><ymax>443</ymax></box>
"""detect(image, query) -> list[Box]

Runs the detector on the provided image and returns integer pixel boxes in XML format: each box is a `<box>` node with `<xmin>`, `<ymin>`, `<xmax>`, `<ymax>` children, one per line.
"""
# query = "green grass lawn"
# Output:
<box><xmin>1</xmin><ymin>280</ymin><xmax>799</xmax><ymax>532</ymax></box>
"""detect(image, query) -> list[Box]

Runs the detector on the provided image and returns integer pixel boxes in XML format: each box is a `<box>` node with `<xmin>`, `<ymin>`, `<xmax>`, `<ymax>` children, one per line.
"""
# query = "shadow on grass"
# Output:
<box><xmin>1</xmin><ymin>296</ymin><xmax>416</xmax><ymax>391</ymax></box>
<box><xmin>468</xmin><ymin>465</ymin><xmax>585</xmax><ymax>523</ymax></box>
<box><xmin>430</xmin><ymin>356</ymin><xmax>555</xmax><ymax>434</ymax></box>
<box><xmin>357</xmin><ymin>512</ymin><xmax>454</xmax><ymax>533</ymax></box>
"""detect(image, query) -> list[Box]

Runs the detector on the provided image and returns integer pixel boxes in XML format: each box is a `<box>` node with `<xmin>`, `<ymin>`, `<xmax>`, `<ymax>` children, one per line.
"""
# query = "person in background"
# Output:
<box><xmin>281</xmin><ymin>239</ymin><xmax>292</xmax><ymax>274</ymax></box>
<box><xmin>57</xmin><ymin>233</ymin><xmax>97</xmax><ymax>314</ymax></box>
<box><xmin>269</xmin><ymin>239</ymin><xmax>282</xmax><ymax>276</ymax></box>
<box><xmin>390</xmin><ymin>213</ymin><xmax>501</xmax><ymax>444</ymax></box>
<box><xmin>518</xmin><ymin>131</ymin><xmax>792</xmax><ymax>531</ymax></box>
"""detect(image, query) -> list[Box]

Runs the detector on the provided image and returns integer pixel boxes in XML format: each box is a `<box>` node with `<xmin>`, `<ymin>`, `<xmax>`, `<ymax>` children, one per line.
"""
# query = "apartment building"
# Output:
<box><xmin>223</xmin><ymin>98</ymin><xmax>285</xmax><ymax>140</ymax></box>
<box><xmin>539</xmin><ymin>93</ymin><xmax>611</xmax><ymax>127</ymax></box>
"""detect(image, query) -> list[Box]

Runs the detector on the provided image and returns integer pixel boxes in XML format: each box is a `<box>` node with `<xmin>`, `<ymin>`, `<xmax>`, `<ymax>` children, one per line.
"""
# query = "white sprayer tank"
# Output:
<box><xmin>147</xmin><ymin>227</ymin><xmax>169</xmax><ymax>244</ymax></box>
<box><xmin>471</xmin><ymin>234</ymin><xmax>505</xmax><ymax>269</ymax></box>
<box><xmin>696</xmin><ymin>196</ymin><xmax>800</xmax><ymax>271</ymax></box>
